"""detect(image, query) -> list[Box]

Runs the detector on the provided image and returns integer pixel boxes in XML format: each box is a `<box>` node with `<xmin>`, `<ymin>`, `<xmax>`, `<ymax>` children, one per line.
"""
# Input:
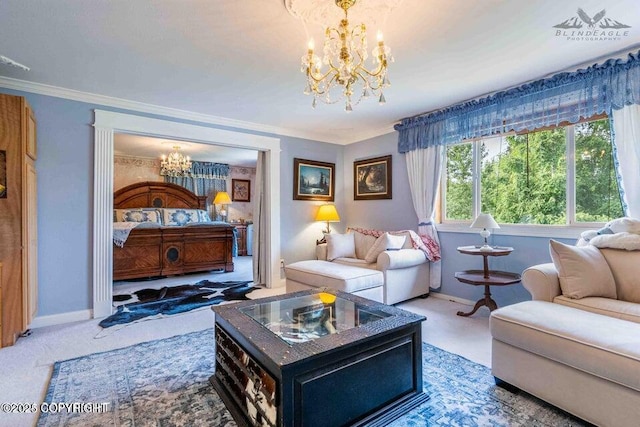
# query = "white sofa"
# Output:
<box><xmin>285</xmin><ymin>229</ymin><xmax>430</xmax><ymax>305</ymax></box>
<box><xmin>490</xmin><ymin>240</ymin><xmax>640</xmax><ymax>426</ymax></box>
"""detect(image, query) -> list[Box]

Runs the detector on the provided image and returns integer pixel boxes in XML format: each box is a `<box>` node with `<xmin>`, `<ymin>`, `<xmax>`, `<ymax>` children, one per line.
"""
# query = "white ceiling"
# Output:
<box><xmin>1</xmin><ymin>0</ymin><xmax>639</xmax><ymax>145</ymax></box>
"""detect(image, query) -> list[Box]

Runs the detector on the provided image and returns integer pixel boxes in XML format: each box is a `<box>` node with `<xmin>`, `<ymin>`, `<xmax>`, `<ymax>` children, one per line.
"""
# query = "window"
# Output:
<box><xmin>442</xmin><ymin>118</ymin><xmax>623</xmax><ymax>225</ymax></box>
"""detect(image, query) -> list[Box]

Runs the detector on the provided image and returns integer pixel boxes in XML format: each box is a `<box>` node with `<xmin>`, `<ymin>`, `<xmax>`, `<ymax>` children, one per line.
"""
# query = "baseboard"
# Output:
<box><xmin>29</xmin><ymin>309</ymin><xmax>93</xmax><ymax>329</ymax></box>
<box><xmin>429</xmin><ymin>292</ymin><xmax>475</xmax><ymax>306</ymax></box>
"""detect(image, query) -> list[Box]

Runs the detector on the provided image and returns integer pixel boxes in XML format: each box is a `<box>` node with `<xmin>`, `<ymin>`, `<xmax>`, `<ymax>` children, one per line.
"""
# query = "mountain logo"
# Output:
<box><xmin>554</xmin><ymin>8</ymin><xmax>631</xmax><ymax>30</ymax></box>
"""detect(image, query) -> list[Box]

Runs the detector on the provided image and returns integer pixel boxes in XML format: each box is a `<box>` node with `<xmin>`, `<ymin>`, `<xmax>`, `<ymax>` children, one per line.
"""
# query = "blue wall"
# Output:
<box><xmin>0</xmin><ymin>88</ymin><xmax>343</xmax><ymax>316</ymax></box>
<box><xmin>342</xmin><ymin>133</ymin><xmax>417</xmax><ymax>231</ymax></box>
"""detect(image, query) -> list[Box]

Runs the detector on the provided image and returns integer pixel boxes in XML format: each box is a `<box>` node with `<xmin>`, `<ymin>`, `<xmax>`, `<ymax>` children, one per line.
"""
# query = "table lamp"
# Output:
<box><xmin>470</xmin><ymin>213</ymin><xmax>499</xmax><ymax>251</ymax></box>
<box><xmin>315</xmin><ymin>204</ymin><xmax>340</xmax><ymax>234</ymax></box>
<box><xmin>213</xmin><ymin>191</ymin><xmax>232</xmax><ymax>221</ymax></box>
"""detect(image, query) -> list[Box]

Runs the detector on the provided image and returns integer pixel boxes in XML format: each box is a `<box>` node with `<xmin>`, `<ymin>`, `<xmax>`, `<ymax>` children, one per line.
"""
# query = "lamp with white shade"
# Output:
<box><xmin>470</xmin><ymin>213</ymin><xmax>500</xmax><ymax>251</ymax></box>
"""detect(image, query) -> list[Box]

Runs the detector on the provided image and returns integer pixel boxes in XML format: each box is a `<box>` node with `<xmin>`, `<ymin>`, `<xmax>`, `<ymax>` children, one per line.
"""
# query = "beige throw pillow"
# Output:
<box><xmin>325</xmin><ymin>232</ymin><xmax>356</xmax><ymax>261</ymax></box>
<box><xmin>353</xmin><ymin>231</ymin><xmax>378</xmax><ymax>260</ymax></box>
<box><xmin>364</xmin><ymin>233</ymin><xmax>406</xmax><ymax>263</ymax></box>
<box><xmin>549</xmin><ymin>239</ymin><xmax>617</xmax><ymax>299</ymax></box>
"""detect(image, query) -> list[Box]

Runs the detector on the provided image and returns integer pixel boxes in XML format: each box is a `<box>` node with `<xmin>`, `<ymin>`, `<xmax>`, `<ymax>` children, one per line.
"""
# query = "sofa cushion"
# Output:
<box><xmin>284</xmin><ymin>260</ymin><xmax>383</xmax><ymax>293</ymax></box>
<box><xmin>397</xmin><ymin>231</ymin><xmax>414</xmax><ymax>249</ymax></box>
<box><xmin>549</xmin><ymin>240</ymin><xmax>616</xmax><ymax>299</ymax></box>
<box><xmin>364</xmin><ymin>233</ymin><xmax>406</xmax><ymax>263</ymax></box>
<box><xmin>325</xmin><ymin>232</ymin><xmax>356</xmax><ymax>261</ymax></box>
<box><xmin>600</xmin><ymin>249</ymin><xmax>640</xmax><ymax>304</ymax></box>
<box><xmin>332</xmin><ymin>257</ymin><xmax>377</xmax><ymax>270</ymax></box>
<box><xmin>554</xmin><ymin>295</ymin><xmax>640</xmax><ymax>324</ymax></box>
<box><xmin>353</xmin><ymin>230</ymin><xmax>377</xmax><ymax>260</ymax></box>
<box><xmin>491</xmin><ymin>301</ymin><xmax>640</xmax><ymax>392</ymax></box>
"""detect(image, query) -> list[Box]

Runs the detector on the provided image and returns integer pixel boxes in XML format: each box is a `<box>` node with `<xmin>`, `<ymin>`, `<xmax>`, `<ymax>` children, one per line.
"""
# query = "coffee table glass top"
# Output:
<box><xmin>239</xmin><ymin>292</ymin><xmax>391</xmax><ymax>345</ymax></box>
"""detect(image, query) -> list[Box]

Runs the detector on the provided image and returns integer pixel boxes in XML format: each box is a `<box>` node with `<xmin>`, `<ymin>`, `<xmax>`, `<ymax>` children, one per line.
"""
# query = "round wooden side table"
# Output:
<box><xmin>454</xmin><ymin>246</ymin><xmax>521</xmax><ymax>317</ymax></box>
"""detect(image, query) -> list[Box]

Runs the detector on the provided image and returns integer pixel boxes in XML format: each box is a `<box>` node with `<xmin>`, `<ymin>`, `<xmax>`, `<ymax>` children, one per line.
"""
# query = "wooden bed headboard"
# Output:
<box><xmin>114</xmin><ymin>181</ymin><xmax>208</xmax><ymax>209</ymax></box>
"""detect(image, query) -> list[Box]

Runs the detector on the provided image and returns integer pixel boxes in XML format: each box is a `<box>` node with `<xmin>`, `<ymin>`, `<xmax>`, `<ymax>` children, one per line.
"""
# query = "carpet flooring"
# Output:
<box><xmin>38</xmin><ymin>328</ymin><xmax>587</xmax><ymax>427</ymax></box>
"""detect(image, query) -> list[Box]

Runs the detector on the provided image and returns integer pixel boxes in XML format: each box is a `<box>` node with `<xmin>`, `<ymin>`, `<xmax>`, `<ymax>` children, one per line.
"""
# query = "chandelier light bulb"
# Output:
<box><xmin>308</xmin><ymin>39</ymin><xmax>315</xmax><ymax>50</ymax></box>
<box><xmin>377</xmin><ymin>30</ymin><xmax>384</xmax><ymax>42</ymax></box>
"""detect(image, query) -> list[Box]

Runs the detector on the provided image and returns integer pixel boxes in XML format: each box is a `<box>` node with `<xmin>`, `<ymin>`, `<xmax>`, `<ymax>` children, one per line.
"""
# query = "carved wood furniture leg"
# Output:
<box><xmin>457</xmin><ymin>284</ymin><xmax>497</xmax><ymax>317</ymax></box>
<box><xmin>457</xmin><ymin>298</ymin><xmax>486</xmax><ymax>317</ymax></box>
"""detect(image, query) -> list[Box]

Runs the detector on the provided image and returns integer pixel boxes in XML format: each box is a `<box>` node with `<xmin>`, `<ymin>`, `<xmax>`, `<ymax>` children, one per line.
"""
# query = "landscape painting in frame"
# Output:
<box><xmin>293</xmin><ymin>158</ymin><xmax>335</xmax><ymax>201</ymax></box>
<box><xmin>354</xmin><ymin>155</ymin><xmax>392</xmax><ymax>200</ymax></box>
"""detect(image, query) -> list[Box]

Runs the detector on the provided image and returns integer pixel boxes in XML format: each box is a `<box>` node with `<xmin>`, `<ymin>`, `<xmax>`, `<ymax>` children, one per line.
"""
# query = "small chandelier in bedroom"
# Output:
<box><xmin>300</xmin><ymin>0</ymin><xmax>393</xmax><ymax>111</ymax></box>
<box><xmin>160</xmin><ymin>146</ymin><xmax>192</xmax><ymax>177</ymax></box>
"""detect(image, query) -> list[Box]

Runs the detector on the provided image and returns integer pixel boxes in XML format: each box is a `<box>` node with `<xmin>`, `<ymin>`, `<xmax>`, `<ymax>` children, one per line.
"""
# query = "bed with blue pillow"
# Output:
<box><xmin>113</xmin><ymin>181</ymin><xmax>236</xmax><ymax>281</ymax></box>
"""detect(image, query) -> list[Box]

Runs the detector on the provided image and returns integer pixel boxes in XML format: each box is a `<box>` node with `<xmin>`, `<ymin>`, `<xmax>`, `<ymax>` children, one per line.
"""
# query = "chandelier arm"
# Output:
<box><xmin>307</xmin><ymin>68</ymin><xmax>337</xmax><ymax>84</ymax></box>
<box><xmin>307</xmin><ymin>73</ymin><xmax>340</xmax><ymax>96</ymax></box>
<box><xmin>357</xmin><ymin>61</ymin><xmax>386</xmax><ymax>78</ymax></box>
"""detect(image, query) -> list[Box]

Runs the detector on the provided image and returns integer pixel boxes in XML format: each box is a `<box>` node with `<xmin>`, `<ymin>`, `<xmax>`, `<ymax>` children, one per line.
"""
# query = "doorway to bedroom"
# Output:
<box><xmin>111</xmin><ymin>133</ymin><xmax>263</xmax><ymax>309</ymax></box>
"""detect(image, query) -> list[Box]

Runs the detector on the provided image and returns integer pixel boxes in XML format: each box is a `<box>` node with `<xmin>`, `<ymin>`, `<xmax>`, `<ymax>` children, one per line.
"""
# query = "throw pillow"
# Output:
<box><xmin>325</xmin><ymin>232</ymin><xmax>356</xmax><ymax>261</ymax></box>
<box><xmin>353</xmin><ymin>230</ymin><xmax>378</xmax><ymax>260</ymax></box>
<box><xmin>549</xmin><ymin>239</ymin><xmax>617</xmax><ymax>299</ymax></box>
<box><xmin>364</xmin><ymin>232</ymin><xmax>407</xmax><ymax>263</ymax></box>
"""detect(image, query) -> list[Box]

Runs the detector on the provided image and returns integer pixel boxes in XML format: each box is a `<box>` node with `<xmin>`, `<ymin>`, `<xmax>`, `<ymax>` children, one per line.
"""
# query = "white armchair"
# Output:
<box><xmin>315</xmin><ymin>230</ymin><xmax>430</xmax><ymax>305</ymax></box>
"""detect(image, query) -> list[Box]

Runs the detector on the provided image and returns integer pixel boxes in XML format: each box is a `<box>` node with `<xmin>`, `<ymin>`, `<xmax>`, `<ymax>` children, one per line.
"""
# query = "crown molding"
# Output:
<box><xmin>0</xmin><ymin>76</ymin><xmax>352</xmax><ymax>144</ymax></box>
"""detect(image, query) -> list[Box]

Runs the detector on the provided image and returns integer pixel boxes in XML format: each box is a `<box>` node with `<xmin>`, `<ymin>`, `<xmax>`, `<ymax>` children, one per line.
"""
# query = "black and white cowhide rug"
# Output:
<box><xmin>100</xmin><ymin>280</ymin><xmax>255</xmax><ymax>328</ymax></box>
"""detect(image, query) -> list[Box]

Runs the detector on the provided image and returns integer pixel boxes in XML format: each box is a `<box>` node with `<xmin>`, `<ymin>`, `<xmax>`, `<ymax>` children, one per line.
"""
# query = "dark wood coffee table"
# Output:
<box><xmin>455</xmin><ymin>246</ymin><xmax>521</xmax><ymax>317</ymax></box>
<box><xmin>210</xmin><ymin>288</ymin><xmax>428</xmax><ymax>427</ymax></box>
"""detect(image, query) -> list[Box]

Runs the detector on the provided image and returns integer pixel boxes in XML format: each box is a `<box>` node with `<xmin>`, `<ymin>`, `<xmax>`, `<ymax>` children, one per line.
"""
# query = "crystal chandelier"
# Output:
<box><xmin>300</xmin><ymin>0</ymin><xmax>393</xmax><ymax>111</ymax></box>
<box><xmin>160</xmin><ymin>146</ymin><xmax>192</xmax><ymax>177</ymax></box>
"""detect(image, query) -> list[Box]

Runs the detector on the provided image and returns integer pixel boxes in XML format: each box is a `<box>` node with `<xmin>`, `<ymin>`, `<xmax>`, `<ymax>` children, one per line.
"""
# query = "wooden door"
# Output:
<box><xmin>23</xmin><ymin>161</ymin><xmax>38</xmax><ymax>326</ymax></box>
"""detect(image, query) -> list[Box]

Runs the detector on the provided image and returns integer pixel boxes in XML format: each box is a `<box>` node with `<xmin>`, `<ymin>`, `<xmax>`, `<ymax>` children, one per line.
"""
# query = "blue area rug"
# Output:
<box><xmin>100</xmin><ymin>280</ymin><xmax>254</xmax><ymax>328</ymax></box>
<box><xmin>38</xmin><ymin>329</ymin><xmax>587</xmax><ymax>427</ymax></box>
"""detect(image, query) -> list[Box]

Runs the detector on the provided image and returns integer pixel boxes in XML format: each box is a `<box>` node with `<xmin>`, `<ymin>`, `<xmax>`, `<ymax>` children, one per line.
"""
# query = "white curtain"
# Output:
<box><xmin>612</xmin><ymin>105</ymin><xmax>640</xmax><ymax>218</ymax></box>
<box><xmin>252</xmin><ymin>151</ymin><xmax>268</xmax><ymax>285</ymax></box>
<box><xmin>405</xmin><ymin>146</ymin><xmax>444</xmax><ymax>289</ymax></box>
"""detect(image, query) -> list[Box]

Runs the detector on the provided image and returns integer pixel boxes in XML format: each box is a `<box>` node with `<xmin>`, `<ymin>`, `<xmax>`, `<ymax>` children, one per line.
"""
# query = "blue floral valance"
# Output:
<box><xmin>396</xmin><ymin>50</ymin><xmax>640</xmax><ymax>153</ymax></box>
<box><xmin>185</xmin><ymin>161</ymin><xmax>229</xmax><ymax>179</ymax></box>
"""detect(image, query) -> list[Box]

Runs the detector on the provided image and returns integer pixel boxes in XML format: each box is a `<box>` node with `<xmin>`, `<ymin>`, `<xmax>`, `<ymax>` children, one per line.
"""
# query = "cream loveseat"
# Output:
<box><xmin>285</xmin><ymin>228</ymin><xmax>431</xmax><ymax>305</ymax></box>
<box><xmin>490</xmin><ymin>240</ymin><xmax>640</xmax><ymax>427</ymax></box>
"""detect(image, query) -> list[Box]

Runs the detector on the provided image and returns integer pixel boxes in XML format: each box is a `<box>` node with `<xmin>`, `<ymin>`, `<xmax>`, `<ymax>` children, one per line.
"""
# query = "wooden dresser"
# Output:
<box><xmin>0</xmin><ymin>94</ymin><xmax>38</xmax><ymax>347</ymax></box>
<box><xmin>233</xmin><ymin>224</ymin><xmax>248</xmax><ymax>256</ymax></box>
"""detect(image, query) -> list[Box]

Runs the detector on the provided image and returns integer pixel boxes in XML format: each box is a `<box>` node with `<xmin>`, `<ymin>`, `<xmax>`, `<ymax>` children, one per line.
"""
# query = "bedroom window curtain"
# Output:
<box><xmin>252</xmin><ymin>151</ymin><xmax>267</xmax><ymax>286</ymax></box>
<box><xmin>611</xmin><ymin>105</ymin><xmax>640</xmax><ymax>217</ymax></box>
<box><xmin>406</xmin><ymin>146</ymin><xmax>444</xmax><ymax>289</ymax></box>
<box><xmin>164</xmin><ymin>161</ymin><xmax>229</xmax><ymax>216</ymax></box>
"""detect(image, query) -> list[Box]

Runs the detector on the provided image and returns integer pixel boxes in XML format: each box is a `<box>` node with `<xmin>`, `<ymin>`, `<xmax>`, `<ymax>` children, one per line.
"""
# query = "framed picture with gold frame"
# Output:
<box><xmin>232</xmin><ymin>179</ymin><xmax>251</xmax><ymax>202</ymax></box>
<box><xmin>353</xmin><ymin>155</ymin><xmax>392</xmax><ymax>200</ymax></box>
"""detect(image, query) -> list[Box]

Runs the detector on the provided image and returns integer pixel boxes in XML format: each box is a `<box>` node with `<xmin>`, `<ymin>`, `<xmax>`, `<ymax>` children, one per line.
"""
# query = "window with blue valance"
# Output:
<box><xmin>164</xmin><ymin>161</ymin><xmax>229</xmax><ymax>202</ymax></box>
<box><xmin>395</xmin><ymin>50</ymin><xmax>640</xmax><ymax>152</ymax></box>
